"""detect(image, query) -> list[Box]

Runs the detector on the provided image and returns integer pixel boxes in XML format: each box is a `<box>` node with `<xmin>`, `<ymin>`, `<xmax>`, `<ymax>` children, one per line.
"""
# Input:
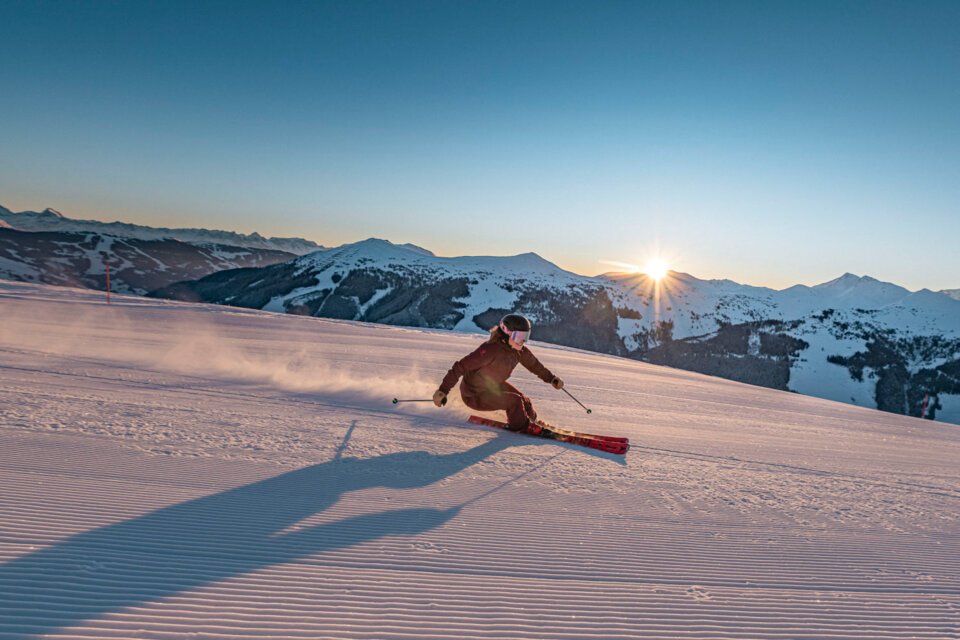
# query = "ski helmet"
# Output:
<box><xmin>499</xmin><ymin>313</ymin><xmax>532</xmax><ymax>347</ymax></box>
<box><xmin>500</xmin><ymin>313</ymin><xmax>532</xmax><ymax>332</ymax></box>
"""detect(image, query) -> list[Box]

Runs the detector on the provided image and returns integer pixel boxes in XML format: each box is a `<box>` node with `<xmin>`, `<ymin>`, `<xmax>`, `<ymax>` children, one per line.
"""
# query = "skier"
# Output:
<box><xmin>433</xmin><ymin>313</ymin><xmax>563</xmax><ymax>432</ymax></box>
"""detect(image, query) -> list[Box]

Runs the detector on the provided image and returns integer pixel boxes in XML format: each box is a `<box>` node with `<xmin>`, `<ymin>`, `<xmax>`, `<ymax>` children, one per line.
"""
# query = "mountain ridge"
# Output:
<box><xmin>4</xmin><ymin>202</ymin><xmax>951</xmax><ymax>295</ymax></box>
<box><xmin>0</xmin><ymin>203</ymin><xmax>323</xmax><ymax>255</ymax></box>
<box><xmin>0</xmin><ymin>227</ymin><xmax>296</xmax><ymax>295</ymax></box>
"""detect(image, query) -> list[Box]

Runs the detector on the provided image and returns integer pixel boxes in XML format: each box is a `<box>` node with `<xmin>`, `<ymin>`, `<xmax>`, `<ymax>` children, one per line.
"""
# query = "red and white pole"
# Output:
<box><xmin>921</xmin><ymin>393</ymin><xmax>929</xmax><ymax>419</ymax></box>
<box><xmin>105</xmin><ymin>259</ymin><xmax>111</xmax><ymax>305</ymax></box>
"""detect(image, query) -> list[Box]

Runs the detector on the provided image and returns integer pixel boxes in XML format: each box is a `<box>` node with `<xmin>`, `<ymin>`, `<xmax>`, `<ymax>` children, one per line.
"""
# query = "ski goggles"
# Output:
<box><xmin>500</xmin><ymin>323</ymin><xmax>530</xmax><ymax>346</ymax></box>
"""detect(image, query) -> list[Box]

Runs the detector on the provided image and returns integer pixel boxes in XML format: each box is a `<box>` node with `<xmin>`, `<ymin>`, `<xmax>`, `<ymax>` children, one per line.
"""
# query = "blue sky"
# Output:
<box><xmin>1</xmin><ymin>0</ymin><xmax>958</xmax><ymax>290</ymax></box>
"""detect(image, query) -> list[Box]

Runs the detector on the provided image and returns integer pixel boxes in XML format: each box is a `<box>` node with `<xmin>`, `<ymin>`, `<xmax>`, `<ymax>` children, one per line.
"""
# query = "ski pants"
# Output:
<box><xmin>462</xmin><ymin>382</ymin><xmax>537</xmax><ymax>430</ymax></box>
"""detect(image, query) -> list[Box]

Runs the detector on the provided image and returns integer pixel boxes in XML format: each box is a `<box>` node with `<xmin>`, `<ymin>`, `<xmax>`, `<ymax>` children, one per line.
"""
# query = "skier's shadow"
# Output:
<box><xmin>0</xmin><ymin>428</ymin><xmax>519</xmax><ymax>638</ymax></box>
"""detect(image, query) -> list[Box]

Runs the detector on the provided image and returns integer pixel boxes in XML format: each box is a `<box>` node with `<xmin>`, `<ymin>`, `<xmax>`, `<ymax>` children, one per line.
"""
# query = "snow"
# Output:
<box><xmin>788</xmin><ymin>317</ymin><xmax>877</xmax><ymax>406</ymax></box>
<box><xmin>264</xmin><ymin>265</ymin><xmax>342</xmax><ymax>312</ymax></box>
<box><xmin>204</xmin><ymin>244</ymin><xmax>252</xmax><ymax>261</ymax></box>
<box><xmin>0</xmin><ymin>255</ymin><xmax>35</xmax><ymax>279</ymax></box>
<box><xmin>2</xmin><ymin>281</ymin><xmax>959</xmax><ymax>639</ymax></box>
<box><xmin>358</xmin><ymin>285</ymin><xmax>394</xmax><ymax>315</ymax></box>
<box><xmin>617</xmin><ymin>315</ymin><xmax>646</xmax><ymax>351</ymax></box>
<box><xmin>791</xmin><ymin>351</ymin><xmax>878</xmax><ymax>408</ymax></box>
<box><xmin>452</xmin><ymin>276</ymin><xmax>521</xmax><ymax>333</ymax></box>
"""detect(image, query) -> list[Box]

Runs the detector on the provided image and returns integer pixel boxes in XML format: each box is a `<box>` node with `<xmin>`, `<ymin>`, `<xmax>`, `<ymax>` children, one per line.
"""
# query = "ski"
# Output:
<box><xmin>534</xmin><ymin>419</ymin><xmax>629</xmax><ymax>444</ymax></box>
<box><xmin>531</xmin><ymin>420</ymin><xmax>630</xmax><ymax>454</ymax></box>
<box><xmin>468</xmin><ymin>415</ymin><xmax>629</xmax><ymax>455</ymax></box>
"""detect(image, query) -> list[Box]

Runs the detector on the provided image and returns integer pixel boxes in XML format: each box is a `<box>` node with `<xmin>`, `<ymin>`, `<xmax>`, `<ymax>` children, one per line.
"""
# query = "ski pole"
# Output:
<box><xmin>561</xmin><ymin>387</ymin><xmax>592</xmax><ymax>414</ymax></box>
<box><xmin>392</xmin><ymin>397</ymin><xmax>447</xmax><ymax>406</ymax></box>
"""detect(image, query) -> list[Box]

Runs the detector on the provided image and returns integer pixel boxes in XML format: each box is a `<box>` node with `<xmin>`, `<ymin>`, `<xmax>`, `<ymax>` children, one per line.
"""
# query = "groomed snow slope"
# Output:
<box><xmin>1</xmin><ymin>281</ymin><xmax>959</xmax><ymax>640</ymax></box>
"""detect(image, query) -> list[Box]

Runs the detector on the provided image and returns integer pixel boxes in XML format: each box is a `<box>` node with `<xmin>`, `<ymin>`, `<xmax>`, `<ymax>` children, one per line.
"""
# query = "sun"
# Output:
<box><xmin>644</xmin><ymin>258</ymin><xmax>670</xmax><ymax>281</ymax></box>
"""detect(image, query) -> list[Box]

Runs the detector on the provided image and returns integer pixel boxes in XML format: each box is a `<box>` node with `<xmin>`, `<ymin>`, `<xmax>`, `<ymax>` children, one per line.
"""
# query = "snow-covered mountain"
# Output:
<box><xmin>153</xmin><ymin>238</ymin><xmax>625</xmax><ymax>355</ymax></box>
<box><xmin>0</xmin><ymin>227</ymin><xmax>296</xmax><ymax>295</ymax></box>
<box><xmin>151</xmin><ymin>238</ymin><xmax>960</xmax><ymax>425</ymax></box>
<box><xmin>0</xmin><ymin>204</ymin><xmax>323</xmax><ymax>255</ymax></box>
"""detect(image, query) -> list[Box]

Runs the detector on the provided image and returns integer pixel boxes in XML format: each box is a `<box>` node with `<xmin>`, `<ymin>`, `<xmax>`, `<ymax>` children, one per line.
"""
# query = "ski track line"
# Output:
<box><xmin>2</xmin><ymin>457</ymin><xmax>959</xmax><ymax>638</ymax></box>
<box><xmin>1</xmin><ymin>424</ymin><xmax>952</xmax><ymax>534</ymax></box>
<box><xmin>3</xmin><ymin>448</ymin><xmax>951</xmax><ymax>638</ymax></box>
<box><xmin>3</xmin><ymin>445</ymin><xmax>960</xmax><ymax>592</ymax></box>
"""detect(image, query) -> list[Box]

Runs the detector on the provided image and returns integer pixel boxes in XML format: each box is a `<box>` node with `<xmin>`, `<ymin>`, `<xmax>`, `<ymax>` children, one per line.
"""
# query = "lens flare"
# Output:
<box><xmin>598</xmin><ymin>260</ymin><xmax>642</xmax><ymax>273</ymax></box>
<box><xmin>644</xmin><ymin>259</ymin><xmax>670</xmax><ymax>280</ymax></box>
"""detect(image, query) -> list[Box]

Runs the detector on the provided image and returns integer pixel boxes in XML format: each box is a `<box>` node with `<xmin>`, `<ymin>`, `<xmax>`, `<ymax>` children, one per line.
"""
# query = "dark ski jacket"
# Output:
<box><xmin>439</xmin><ymin>333</ymin><xmax>554</xmax><ymax>400</ymax></box>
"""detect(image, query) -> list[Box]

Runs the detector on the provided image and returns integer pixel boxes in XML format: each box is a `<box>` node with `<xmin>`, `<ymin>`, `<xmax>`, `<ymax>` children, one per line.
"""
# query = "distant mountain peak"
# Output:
<box><xmin>41</xmin><ymin>208</ymin><xmax>65</xmax><ymax>218</ymax></box>
<box><xmin>345</xmin><ymin>237</ymin><xmax>431</xmax><ymax>255</ymax></box>
<box><xmin>355</xmin><ymin>237</ymin><xmax>398</xmax><ymax>247</ymax></box>
<box><xmin>398</xmin><ymin>242</ymin><xmax>435</xmax><ymax>257</ymax></box>
<box><xmin>814</xmin><ymin>272</ymin><xmax>899</xmax><ymax>292</ymax></box>
<box><xmin>817</xmin><ymin>272</ymin><xmax>868</xmax><ymax>288</ymax></box>
<box><xmin>511</xmin><ymin>251</ymin><xmax>552</xmax><ymax>265</ymax></box>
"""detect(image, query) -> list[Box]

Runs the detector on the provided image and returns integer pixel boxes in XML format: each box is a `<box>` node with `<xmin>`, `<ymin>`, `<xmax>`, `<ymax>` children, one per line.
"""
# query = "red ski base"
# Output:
<box><xmin>468</xmin><ymin>415</ymin><xmax>629</xmax><ymax>455</ymax></box>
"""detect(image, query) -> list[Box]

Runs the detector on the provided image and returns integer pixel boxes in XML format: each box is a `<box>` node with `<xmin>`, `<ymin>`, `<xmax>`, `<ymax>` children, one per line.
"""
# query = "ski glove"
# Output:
<box><xmin>432</xmin><ymin>389</ymin><xmax>448</xmax><ymax>407</ymax></box>
<box><xmin>551</xmin><ymin>376</ymin><xmax>564</xmax><ymax>390</ymax></box>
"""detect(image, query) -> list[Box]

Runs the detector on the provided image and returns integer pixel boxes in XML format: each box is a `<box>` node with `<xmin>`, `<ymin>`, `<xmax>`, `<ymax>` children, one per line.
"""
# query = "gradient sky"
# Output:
<box><xmin>2</xmin><ymin>0</ymin><xmax>958</xmax><ymax>290</ymax></box>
